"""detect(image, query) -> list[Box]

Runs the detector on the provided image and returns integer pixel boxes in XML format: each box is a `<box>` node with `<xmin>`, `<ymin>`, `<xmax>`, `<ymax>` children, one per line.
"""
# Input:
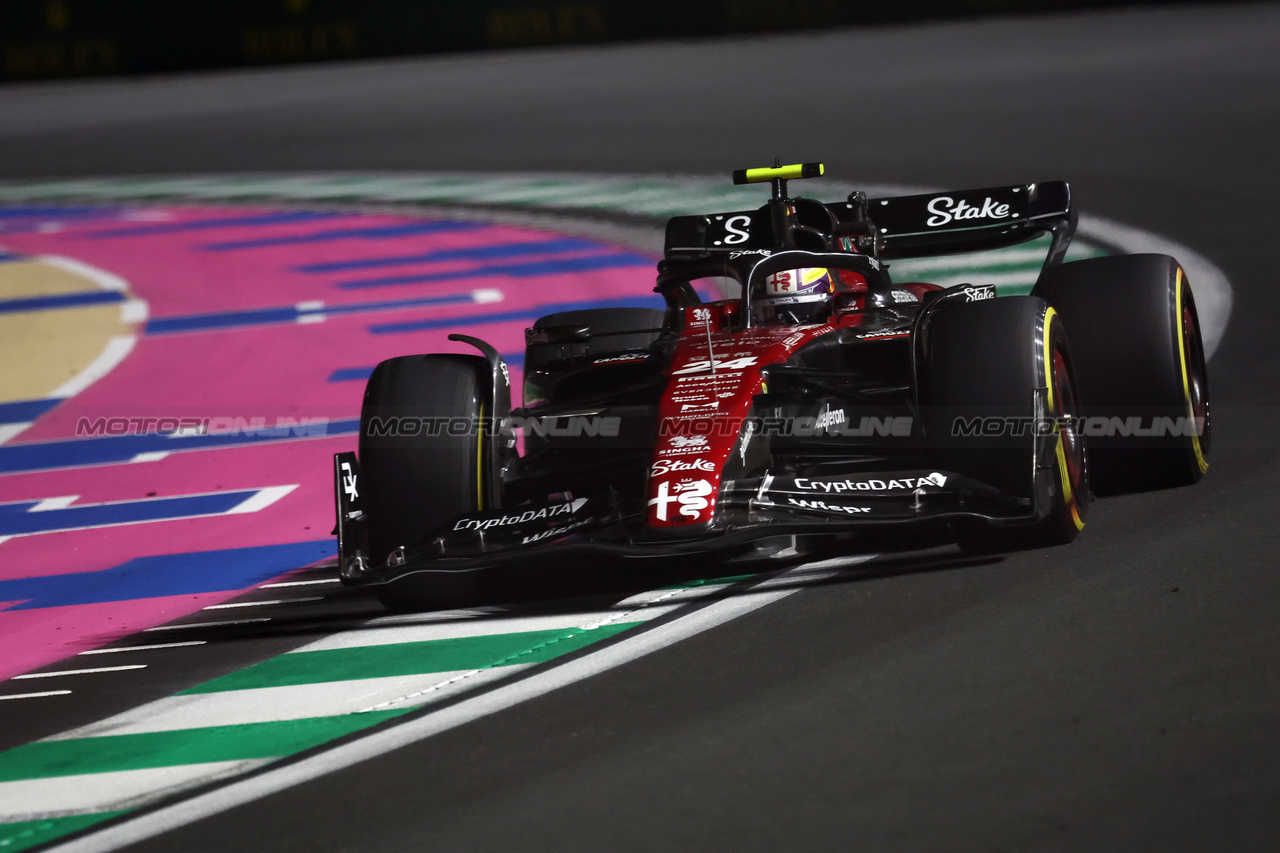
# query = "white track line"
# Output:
<box><xmin>0</xmin><ymin>690</ymin><xmax>72</xmax><ymax>701</ymax></box>
<box><xmin>46</xmin><ymin>560</ymin><xmax>870</xmax><ymax>853</ymax></box>
<box><xmin>144</xmin><ymin>618</ymin><xmax>270</xmax><ymax>632</ymax></box>
<box><xmin>13</xmin><ymin>665</ymin><xmax>146</xmax><ymax>679</ymax></box>
<box><xmin>0</xmin><ymin>423</ymin><xmax>33</xmax><ymax>445</ymax></box>
<box><xmin>28</xmin><ymin>495</ymin><xmax>80</xmax><ymax>512</ymax></box>
<box><xmin>36</xmin><ymin>255</ymin><xmax>128</xmax><ymax>292</ymax></box>
<box><xmin>259</xmin><ymin>578</ymin><xmax>341</xmax><ymax>588</ymax></box>
<box><xmin>79</xmin><ymin>642</ymin><xmax>206</xmax><ymax>655</ymax></box>
<box><xmin>48</xmin><ymin>336</ymin><xmax>137</xmax><ymax>399</ymax></box>
<box><xmin>225</xmin><ymin>484</ymin><xmax>298</xmax><ymax>514</ymax></box>
<box><xmin>201</xmin><ymin>597</ymin><xmax>320</xmax><ymax>610</ymax></box>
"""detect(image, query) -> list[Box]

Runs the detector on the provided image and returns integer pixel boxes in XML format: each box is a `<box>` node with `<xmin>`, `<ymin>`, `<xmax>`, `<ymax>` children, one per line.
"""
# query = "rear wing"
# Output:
<box><xmin>664</xmin><ymin>181</ymin><xmax>1076</xmax><ymax>264</ymax></box>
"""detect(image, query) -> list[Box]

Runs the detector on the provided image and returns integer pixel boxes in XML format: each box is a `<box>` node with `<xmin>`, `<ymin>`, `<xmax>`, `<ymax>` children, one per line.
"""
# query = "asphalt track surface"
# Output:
<box><xmin>2</xmin><ymin>3</ymin><xmax>1279</xmax><ymax>850</ymax></box>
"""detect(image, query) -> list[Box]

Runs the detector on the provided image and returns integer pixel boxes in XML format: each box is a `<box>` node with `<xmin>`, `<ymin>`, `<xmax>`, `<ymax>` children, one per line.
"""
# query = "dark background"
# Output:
<box><xmin>3</xmin><ymin>0</ymin><xmax>1214</xmax><ymax>82</ymax></box>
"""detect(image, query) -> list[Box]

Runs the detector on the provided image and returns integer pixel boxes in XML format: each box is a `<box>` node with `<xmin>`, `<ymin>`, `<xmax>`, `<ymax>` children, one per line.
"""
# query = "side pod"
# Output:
<box><xmin>333</xmin><ymin>451</ymin><xmax>369</xmax><ymax>581</ymax></box>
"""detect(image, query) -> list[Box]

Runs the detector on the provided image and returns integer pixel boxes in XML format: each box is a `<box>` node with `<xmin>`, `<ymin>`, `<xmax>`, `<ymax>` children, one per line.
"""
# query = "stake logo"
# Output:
<box><xmin>651</xmin><ymin>457</ymin><xmax>715</xmax><ymax>477</ymax></box>
<box><xmin>962</xmin><ymin>285</ymin><xmax>997</xmax><ymax>302</ymax></box>
<box><xmin>925</xmin><ymin>195</ymin><xmax>1013</xmax><ymax>227</ymax></box>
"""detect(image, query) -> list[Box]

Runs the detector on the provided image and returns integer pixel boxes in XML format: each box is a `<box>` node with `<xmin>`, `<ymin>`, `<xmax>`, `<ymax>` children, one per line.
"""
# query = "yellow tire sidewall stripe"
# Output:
<box><xmin>1174</xmin><ymin>267</ymin><xmax>1210</xmax><ymax>474</ymax></box>
<box><xmin>1044</xmin><ymin>306</ymin><xmax>1085</xmax><ymax>530</ymax></box>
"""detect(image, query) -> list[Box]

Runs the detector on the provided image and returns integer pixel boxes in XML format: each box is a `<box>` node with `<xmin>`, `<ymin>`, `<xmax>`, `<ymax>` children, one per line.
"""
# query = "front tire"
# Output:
<box><xmin>918</xmin><ymin>295</ymin><xmax>1089</xmax><ymax>553</ymax></box>
<box><xmin>359</xmin><ymin>354</ymin><xmax>490</xmax><ymax>611</ymax></box>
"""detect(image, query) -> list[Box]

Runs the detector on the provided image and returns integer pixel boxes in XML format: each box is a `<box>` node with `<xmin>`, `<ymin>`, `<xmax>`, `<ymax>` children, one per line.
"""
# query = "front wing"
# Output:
<box><xmin>334</xmin><ymin>453</ymin><xmax>1059</xmax><ymax>587</ymax></box>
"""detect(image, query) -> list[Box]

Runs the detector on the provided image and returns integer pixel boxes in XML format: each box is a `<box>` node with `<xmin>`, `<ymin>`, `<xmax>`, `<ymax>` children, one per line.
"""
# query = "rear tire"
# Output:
<box><xmin>1033</xmin><ymin>254</ymin><xmax>1209</xmax><ymax>494</ymax></box>
<box><xmin>359</xmin><ymin>354</ymin><xmax>489</xmax><ymax>611</ymax></box>
<box><xmin>918</xmin><ymin>295</ymin><xmax>1089</xmax><ymax>553</ymax></box>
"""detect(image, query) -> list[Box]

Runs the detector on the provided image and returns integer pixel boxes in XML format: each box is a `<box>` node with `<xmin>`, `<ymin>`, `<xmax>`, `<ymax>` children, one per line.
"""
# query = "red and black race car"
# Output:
<box><xmin>332</xmin><ymin>164</ymin><xmax>1209</xmax><ymax>610</ymax></box>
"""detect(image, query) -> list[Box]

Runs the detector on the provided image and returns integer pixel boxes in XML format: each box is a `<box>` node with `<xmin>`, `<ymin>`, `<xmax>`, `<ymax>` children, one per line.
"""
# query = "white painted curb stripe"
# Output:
<box><xmin>0</xmin><ymin>760</ymin><xmax>271</xmax><ymax>824</ymax></box>
<box><xmin>43</xmin><ymin>559</ymin><xmax>871</xmax><ymax>853</ymax></box>
<box><xmin>294</xmin><ymin>603</ymin><xmax>683</xmax><ymax>653</ymax></box>
<box><xmin>52</xmin><ymin>669</ymin><xmax>524</xmax><ymax>739</ymax></box>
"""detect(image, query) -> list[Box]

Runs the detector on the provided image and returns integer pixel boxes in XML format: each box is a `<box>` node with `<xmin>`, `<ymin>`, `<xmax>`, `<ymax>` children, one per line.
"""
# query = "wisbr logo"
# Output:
<box><xmin>786</xmin><ymin>498</ymin><xmax>870</xmax><ymax>515</ymax></box>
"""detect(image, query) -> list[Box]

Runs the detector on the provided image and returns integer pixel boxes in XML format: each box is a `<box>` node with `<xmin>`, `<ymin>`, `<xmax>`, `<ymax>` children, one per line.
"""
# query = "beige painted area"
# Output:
<box><xmin>0</xmin><ymin>260</ymin><xmax>137</xmax><ymax>403</ymax></box>
<box><xmin>0</xmin><ymin>260</ymin><xmax>100</xmax><ymax>300</ymax></box>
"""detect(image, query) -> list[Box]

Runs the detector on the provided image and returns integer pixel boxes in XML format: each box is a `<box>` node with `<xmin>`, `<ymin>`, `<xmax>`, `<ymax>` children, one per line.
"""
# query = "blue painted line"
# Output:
<box><xmin>295</xmin><ymin>238</ymin><xmax>599</xmax><ymax>273</ymax></box>
<box><xmin>0</xmin><ymin>490</ymin><xmax>257</xmax><ymax>536</ymax></box>
<box><xmin>0</xmin><ymin>206</ymin><xmax>119</xmax><ymax>220</ymax></box>
<box><xmin>0</xmin><ymin>540</ymin><xmax>334</xmax><ymax>610</ymax></box>
<box><xmin>147</xmin><ymin>305</ymin><xmax>303</xmax><ymax>334</ymax></box>
<box><xmin>203</xmin><ymin>220</ymin><xmax>487</xmax><ymax>251</ymax></box>
<box><xmin>328</xmin><ymin>352</ymin><xmax>523</xmax><ymax>383</ymax></box>
<box><xmin>328</xmin><ymin>367</ymin><xmax>375</xmax><ymax>382</ymax></box>
<box><xmin>0</xmin><ymin>290</ymin><xmax>124</xmax><ymax>314</ymax></box>
<box><xmin>369</xmin><ymin>295</ymin><xmax>661</xmax><ymax>335</ymax></box>
<box><xmin>0</xmin><ymin>418</ymin><xmax>360</xmax><ymax>475</ymax></box>
<box><xmin>337</xmin><ymin>253</ymin><xmax>651</xmax><ymax>290</ymax></box>
<box><xmin>0</xmin><ymin>398</ymin><xmax>61</xmax><ymax>423</ymax></box>
<box><xmin>146</xmin><ymin>290</ymin><xmax>480</xmax><ymax>335</ymax></box>
<box><xmin>84</xmin><ymin>211</ymin><xmax>340</xmax><ymax>239</ymax></box>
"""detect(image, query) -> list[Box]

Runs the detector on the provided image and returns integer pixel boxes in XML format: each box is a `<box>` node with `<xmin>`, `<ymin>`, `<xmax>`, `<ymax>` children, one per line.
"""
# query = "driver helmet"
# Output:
<box><xmin>753</xmin><ymin>267</ymin><xmax>835</xmax><ymax>325</ymax></box>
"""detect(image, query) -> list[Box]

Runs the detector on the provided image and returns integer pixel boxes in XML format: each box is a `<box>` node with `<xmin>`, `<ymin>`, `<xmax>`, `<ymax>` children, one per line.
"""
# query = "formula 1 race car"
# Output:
<box><xmin>333</xmin><ymin>163</ymin><xmax>1210</xmax><ymax>610</ymax></box>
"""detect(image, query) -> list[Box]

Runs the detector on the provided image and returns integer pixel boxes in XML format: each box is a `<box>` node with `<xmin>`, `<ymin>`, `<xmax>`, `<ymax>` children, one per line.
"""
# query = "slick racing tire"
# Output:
<box><xmin>359</xmin><ymin>354</ymin><xmax>489</xmax><ymax>611</ymax></box>
<box><xmin>919</xmin><ymin>295</ymin><xmax>1089</xmax><ymax>553</ymax></box>
<box><xmin>1032</xmin><ymin>254</ymin><xmax>1209</xmax><ymax>494</ymax></box>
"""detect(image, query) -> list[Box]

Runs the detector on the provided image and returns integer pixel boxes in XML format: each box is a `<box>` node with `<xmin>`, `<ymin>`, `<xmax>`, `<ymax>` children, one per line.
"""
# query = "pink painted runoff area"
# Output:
<box><xmin>0</xmin><ymin>204</ymin><xmax>659</xmax><ymax>681</ymax></box>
